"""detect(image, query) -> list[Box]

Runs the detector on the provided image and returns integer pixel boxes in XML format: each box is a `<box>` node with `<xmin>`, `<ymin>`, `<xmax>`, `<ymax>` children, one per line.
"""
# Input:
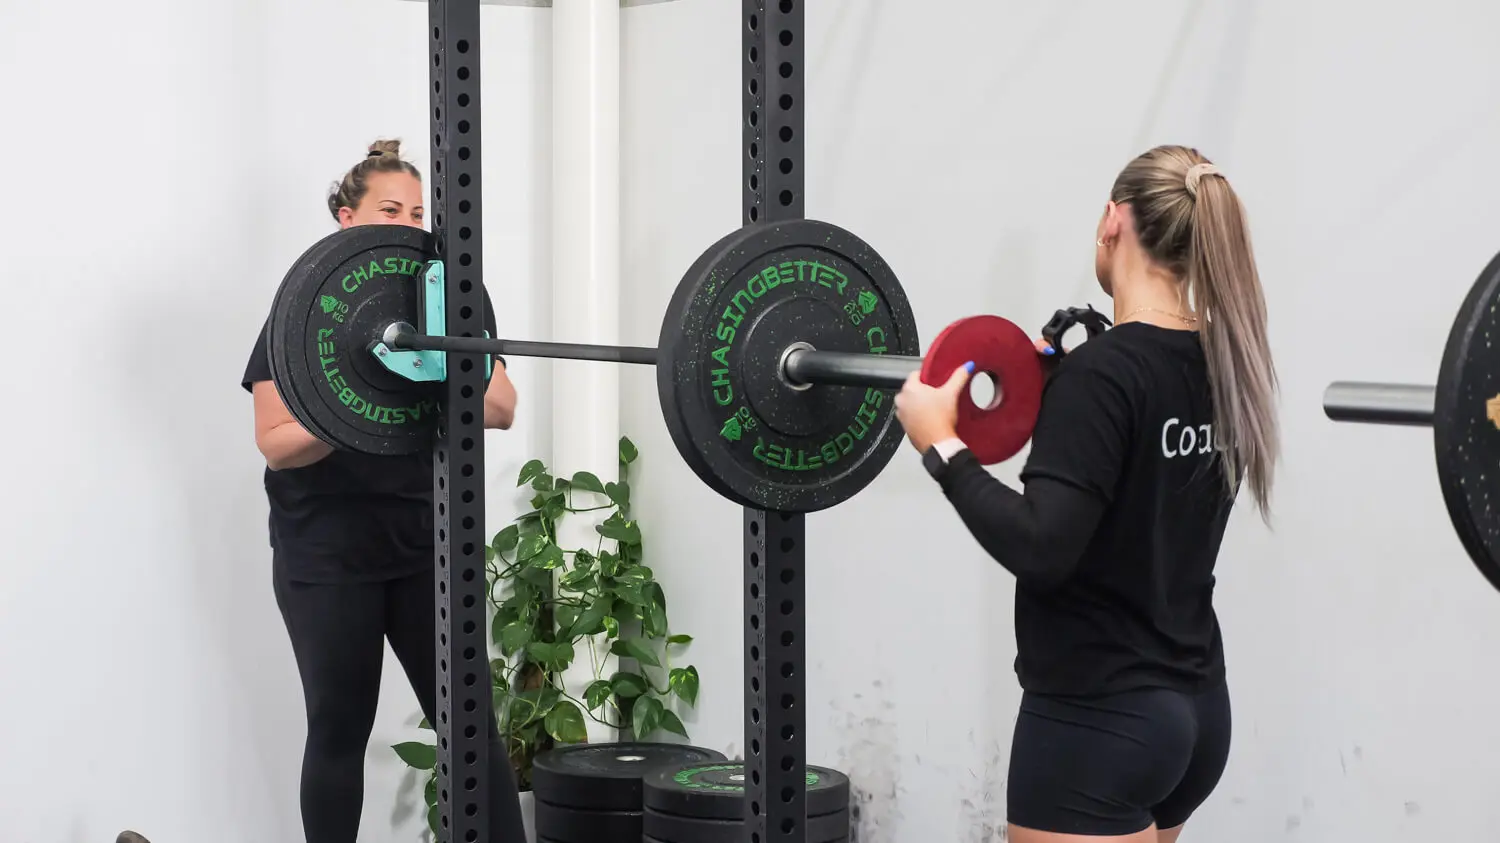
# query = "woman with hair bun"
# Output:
<box><xmin>241</xmin><ymin>140</ymin><xmax>525</xmax><ymax>843</ymax></box>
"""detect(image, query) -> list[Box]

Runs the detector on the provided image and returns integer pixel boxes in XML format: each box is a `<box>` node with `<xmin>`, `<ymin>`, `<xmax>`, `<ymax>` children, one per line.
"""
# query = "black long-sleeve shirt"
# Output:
<box><xmin>931</xmin><ymin>323</ymin><xmax>1236</xmax><ymax>697</ymax></box>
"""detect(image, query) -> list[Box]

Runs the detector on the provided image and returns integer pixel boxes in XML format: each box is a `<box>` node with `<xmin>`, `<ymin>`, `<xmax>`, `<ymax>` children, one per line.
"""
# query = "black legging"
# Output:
<box><xmin>273</xmin><ymin>562</ymin><xmax>526</xmax><ymax>843</ymax></box>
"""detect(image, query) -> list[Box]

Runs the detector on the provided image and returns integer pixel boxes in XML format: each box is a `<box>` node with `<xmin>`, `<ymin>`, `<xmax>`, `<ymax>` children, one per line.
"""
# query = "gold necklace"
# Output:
<box><xmin>1120</xmin><ymin>306</ymin><xmax>1198</xmax><ymax>325</ymax></box>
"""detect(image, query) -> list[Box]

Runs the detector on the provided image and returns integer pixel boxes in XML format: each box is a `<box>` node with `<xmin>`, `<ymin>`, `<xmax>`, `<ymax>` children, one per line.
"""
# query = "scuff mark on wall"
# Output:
<box><xmin>831</xmin><ymin>680</ymin><xmax>903</xmax><ymax>843</ymax></box>
<box><xmin>955</xmin><ymin>730</ymin><xmax>1008</xmax><ymax>842</ymax></box>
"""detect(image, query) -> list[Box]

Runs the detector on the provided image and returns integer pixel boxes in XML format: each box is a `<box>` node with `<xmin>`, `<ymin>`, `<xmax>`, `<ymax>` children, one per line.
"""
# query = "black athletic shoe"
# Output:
<box><xmin>116</xmin><ymin>833</ymin><xmax>151</xmax><ymax>843</ymax></box>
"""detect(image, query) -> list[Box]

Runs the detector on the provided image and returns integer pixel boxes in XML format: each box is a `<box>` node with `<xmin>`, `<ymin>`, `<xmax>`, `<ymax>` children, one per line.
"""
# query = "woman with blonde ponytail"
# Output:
<box><xmin>896</xmin><ymin>145</ymin><xmax>1277</xmax><ymax>842</ymax></box>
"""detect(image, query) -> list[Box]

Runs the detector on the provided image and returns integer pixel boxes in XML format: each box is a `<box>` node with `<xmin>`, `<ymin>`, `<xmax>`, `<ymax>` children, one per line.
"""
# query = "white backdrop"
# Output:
<box><xmin>4</xmin><ymin>0</ymin><xmax>1500</xmax><ymax>841</ymax></box>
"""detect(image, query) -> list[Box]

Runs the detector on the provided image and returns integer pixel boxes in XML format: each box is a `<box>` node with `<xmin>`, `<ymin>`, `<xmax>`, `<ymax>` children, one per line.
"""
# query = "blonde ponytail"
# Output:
<box><xmin>1110</xmin><ymin>146</ymin><xmax>1279</xmax><ymax>520</ymax></box>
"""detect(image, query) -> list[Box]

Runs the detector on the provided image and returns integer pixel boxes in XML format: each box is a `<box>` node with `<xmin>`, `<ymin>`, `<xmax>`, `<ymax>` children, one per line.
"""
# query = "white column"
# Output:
<box><xmin>552</xmin><ymin>0</ymin><xmax>622</xmax><ymax>743</ymax></box>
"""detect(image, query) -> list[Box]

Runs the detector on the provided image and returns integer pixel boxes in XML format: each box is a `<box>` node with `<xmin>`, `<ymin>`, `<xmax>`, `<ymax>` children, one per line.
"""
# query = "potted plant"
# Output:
<box><xmin>392</xmin><ymin>436</ymin><xmax>702</xmax><ymax>839</ymax></box>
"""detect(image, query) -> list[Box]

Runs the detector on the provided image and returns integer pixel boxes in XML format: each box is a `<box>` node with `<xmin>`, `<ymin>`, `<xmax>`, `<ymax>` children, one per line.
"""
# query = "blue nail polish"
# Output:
<box><xmin>964</xmin><ymin>361</ymin><xmax>976</xmax><ymax>373</ymax></box>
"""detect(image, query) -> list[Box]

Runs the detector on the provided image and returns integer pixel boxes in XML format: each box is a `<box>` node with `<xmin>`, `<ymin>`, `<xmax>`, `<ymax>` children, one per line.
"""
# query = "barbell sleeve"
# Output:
<box><xmin>1322</xmin><ymin>381</ymin><xmax>1435</xmax><ymax>427</ymax></box>
<box><xmin>781</xmin><ymin>348</ymin><xmax>922</xmax><ymax>390</ymax></box>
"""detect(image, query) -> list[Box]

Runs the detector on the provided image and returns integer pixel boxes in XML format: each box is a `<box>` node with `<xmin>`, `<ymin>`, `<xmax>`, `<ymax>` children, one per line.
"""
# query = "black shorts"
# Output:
<box><xmin>1007</xmin><ymin>680</ymin><xmax>1231</xmax><ymax>835</ymax></box>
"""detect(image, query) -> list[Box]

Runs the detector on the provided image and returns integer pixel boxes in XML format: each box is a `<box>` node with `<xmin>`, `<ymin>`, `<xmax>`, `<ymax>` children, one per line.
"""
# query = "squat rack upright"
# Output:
<box><xmin>426</xmin><ymin>3</ymin><xmax>812</xmax><ymax>842</ymax></box>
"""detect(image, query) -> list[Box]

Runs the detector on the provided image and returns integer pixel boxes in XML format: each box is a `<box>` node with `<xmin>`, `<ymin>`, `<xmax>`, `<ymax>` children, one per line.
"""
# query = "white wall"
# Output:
<box><xmin>0</xmin><ymin>1</ymin><xmax>549</xmax><ymax>841</ymax></box>
<box><xmin>620</xmin><ymin>1</ymin><xmax>1500</xmax><ymax>841</ymax></box>
<box><xmin>12</xmin><ymin>0</ymin><xmax>1500</xmax><ymax>841</ymax></box>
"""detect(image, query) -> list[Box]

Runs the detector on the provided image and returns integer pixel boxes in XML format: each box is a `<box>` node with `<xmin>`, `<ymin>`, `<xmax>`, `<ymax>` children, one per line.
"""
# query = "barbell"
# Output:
<box><xmin>267</xmin><ymin>219</ymin><xmax>1051</xmax><ymax>513</ymax></box>
<box><xmin>1323</xmin><ymin>251</ymin><xmax>1500</xmax><ymax>593</ymax></box>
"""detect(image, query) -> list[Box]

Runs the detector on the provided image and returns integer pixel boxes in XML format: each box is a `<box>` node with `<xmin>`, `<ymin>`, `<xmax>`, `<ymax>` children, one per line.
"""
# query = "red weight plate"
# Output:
<box><xmin>920</xmin><ymin>315</ymin><xmax>1043</xmax><ymax>464</ymax></box>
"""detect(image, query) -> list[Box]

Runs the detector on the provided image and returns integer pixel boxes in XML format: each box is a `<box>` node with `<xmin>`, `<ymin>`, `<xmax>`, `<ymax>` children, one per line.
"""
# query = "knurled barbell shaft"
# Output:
<box><xmin>384</xmin><ymin>326</ymin><xmax>923</xmax><ymax>388</ymax></box>
<box><xmin>386</xmin><ymin>328</ymin><xmax>660</xmax><ymax>366</ymax></box>
<box><xmin>1323</xmin><ymin>381</ymin><xmax>1435</xmax><ymax>427</ymax></box>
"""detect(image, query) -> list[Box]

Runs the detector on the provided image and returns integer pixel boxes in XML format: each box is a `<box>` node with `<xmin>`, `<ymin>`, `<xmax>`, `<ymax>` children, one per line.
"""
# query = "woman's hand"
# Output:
<box><xmin>894</xmin><ymin>362</ymin><xmax>974</xmax><ymax>453</ymax></box>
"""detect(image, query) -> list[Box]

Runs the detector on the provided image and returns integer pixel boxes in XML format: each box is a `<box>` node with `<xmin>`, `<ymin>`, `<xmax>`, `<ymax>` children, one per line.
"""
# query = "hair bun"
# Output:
<box><xmin>367</xmin><ymin>138</ymin><xmax>403</xmax><ymax>159</ymax></box>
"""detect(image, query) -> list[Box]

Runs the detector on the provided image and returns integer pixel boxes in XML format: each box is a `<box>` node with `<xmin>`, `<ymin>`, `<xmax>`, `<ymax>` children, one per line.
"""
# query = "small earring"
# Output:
<box><xmin>1096</xmin><ymin>238</ymin><xmax>1106</xmax><ymax>247</ymax></box>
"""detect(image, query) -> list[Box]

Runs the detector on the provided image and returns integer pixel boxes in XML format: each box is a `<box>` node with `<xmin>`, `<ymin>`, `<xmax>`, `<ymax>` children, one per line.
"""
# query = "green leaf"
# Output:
<box><xmin>531</xmin><ymin>472</ymin><xmax>554</xmax><ymax>493</ymax></box>
<box><xmin>643</xmin><ymin>601</ymin><xmax>668</xmax><ymax>639</ymax></box>
<box><xmin>670</xmin><ymin>666</ymin><xmax>700</xmax><ymax>706</ymax></box>
<box><xmin>517</xmin><ymin>459</ymin><xmax>546</xmax><ymax>487</ymax></box>
<box><xmin>518</xmin><ymin>565</ymin><xmax>553</xmax><ymax>588</ymax></box>
<box><xmin>427</xmin><ymin>804</ymin><xmax>439</xmax><ymax>836</ymax></box>
<box><xmin>554</xmin><ymin>604</ymin><xmax>579</xmax><ymax>633</ymax></box>
<box><xmin>492</xmin><ymin>524</ymin><xmax>520</xmax><ymax>555</ymax></box>
<box><xmin>559</xmin><ymin>567</ymin><xmax>596</xmax><ymax>592</ymax></box>
<box><xmin>645</xmin><ymin>582</ymin><xmax>667</xmax><ymax>612</ymax></box>
<box><xmin>392</xmin><ymin>741</ymin><xmax>437</xmax><ymax>770</ymax></box>
<box><xmin>516</xmin><ymin>511</ymin><xmax>544</xmax><ymax>534</ymax></box>
<box><xmin>424</xmin><ymin>773</ymin><xmax>437</xmax><ymax>804</ymax></box>
<box><xmin>571</xmin><ymin>595</ymin><xmax>613</xmax><ymax>637</ymax></box>
<box><xmin>615</xmin><ymin>565</ymin><xmax>653</xmax><ymax>584</ymax></box>
<box><xmin>610</xmin><ymin>671</ymin><xmax>650</xmax><ymax>700</ymax></box>
<box><xmin>573</xmin><ymin>548</ymin><xmax>597</xmax><ymax>571</ymax></box>
<box><xmin>609</xmin><ymin>636</ymin><xmax>661</xmax><ymax>668</ymax></box>
<box><xmin>598</xmin><ymin>550</ymin><xmax>620</xmax><ymax>578</ymax></box>
<box><xmin>543</xmin><ymin>496</ymin><xmax>566</xmax><ymax>523</ymax></box>
<box><xmin>499</xmin><ymin>622</ymin><xmax>533</xmax><ymax>657</ymax></box>
<box><xmin>619</xmin><ymin>436</ymin><xmax>639</xmax><ymax>465</ymax></box>
<box><xmin>531</xmin><ymin>543</ymin><xmax>565</xmax><ymax>571</ymax></box>
<box><xmin>659</xmin><ymin>709</ymin><xmax>689</xmax><ymax>738</ymax></box>
<box><xmin>484</xmin><ymin>545</ymin><xmax>496</xmax><ymax>563</ymax></box>
<box><xmin>605</xmin><ymin>481</ymin><xmax>630</xmax><ymax>508</ymax></box>
<box><xmin>631</xmin><ymin>694</ymin><xmax>663</xmax><ymax>739</ymax></box>
<box><xmin>602</xmin><ymin>615</ymin><xmax>620</xmax><ymax>639</ymax></box>
<box><xmin>667</xmin><ymin>634</ymin><xmax>693</xmax><ymax>645</ymax></box>
<box><xmin>612</xmin><ymin>582</ymin><xmax>647</xmax><ymax>607</ymax></box>
<box><xmin>509</xmin><ymin>686</ymin><xmax>561</xmax><ymax>725</ymax></box>
<box><xmin>583</xmin><ymin>679</ymin><xmax>614</xmax><ymax>711</ymax></box>
<box><xmin>570</xmin><ymin>471</ymin><xmax>606</xmax><ymax>494</ymax></box>
<box><xmin>418</xmin><ymin>717</ymin><xmax>433</xmax><ymax>730</ymax></box>
<box><xmin>527</xmin><ymin>641</ymin><xmax>577</xmax><ymax>671</ymax></box>
<box><xmin>597</xmin><ymin>515</ymin><xmax>642</xmax><ymax>545</ymax></box>
<box><xmin>544</xmin><ymin>700</ymin><xmax>589</xmax><ymax>744</ymax></box>
<box><xmin>517</xmin><ymin>533</ymin><xmax>548</xmax><ymax>562</ymax></box>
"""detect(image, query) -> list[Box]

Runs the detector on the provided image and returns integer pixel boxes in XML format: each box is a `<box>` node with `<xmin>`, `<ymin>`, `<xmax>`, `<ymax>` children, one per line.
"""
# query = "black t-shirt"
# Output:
<box><xmin>242</xmin><ymin>318</ymin><xmax>433</xmax><ymax>584</ymax></box>
<box><xmin>938</xmin><ymin>322</ymin><xmax>1233</xmax><ymax>697</ymax></box>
